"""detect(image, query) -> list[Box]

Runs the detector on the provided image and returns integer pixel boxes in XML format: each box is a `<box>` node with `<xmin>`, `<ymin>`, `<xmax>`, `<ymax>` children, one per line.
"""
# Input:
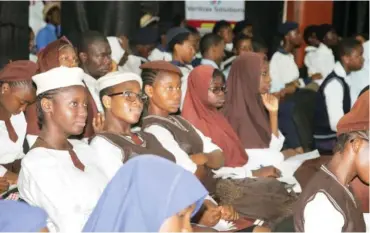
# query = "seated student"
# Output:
<box><xmin>166</xmin><ymin>27</ymin><xmax>195</xmax><ymax>110</ymax></box>
<box><xmin>140</xmin><ymin>61</ymin><xmax>295</xmax><ymax>229</ymax></box>
<box><xmin>157</xmin><ymin>21</ymin><xmax>173</xmax><ymax>52</ymax></box>
<box><xmin>132</xmin><ymin>27</ymin><xmax>161</xmax><ymax>63</ymax></box>
<box><xmin>200</xmin><ymin>33</ymin><xmax>225</xmax><ymax>69</ymax></box>
<box><xmin>25</xmin><ymin>37</ymin><xmax>80</xmax><ymax>147</ymax></box>
<box><xmin>18</xmin><ymin>67</ymin><xmax>110</xmax><ymax>232</ymax></box>
<box><xmin>0</xmin><ymin>61</ymin><xmax>38</xmax><ymax>192</ymax></box>
<box><xmin>252</xmin><ymin>36</ymin><xmax>268</xmax><ymax>57</ymax></box>
<box><xmin>303</xmin><ymin>25</ymin><xmax>322</xmax><ymax>81</ymax></box>
<box><xmin>186</xmin><ymin>26</ymin><xmax>203</xmax><ymax>68</ymax></box>
<box><xmin>314</xmin><ymin>38</ymin><xmax>364</xmax><ymax>153</ymax></box>
<box><xmin>294</xmin><ymin>91</ymin><xmax>369</xmax><ymax>232</ymax></box>
<box><xmin>0</xmin><ymin>200</ymin><xmax>48</xmax><ymax>232</ymax></box>
<box><xmin>83</xmin><ymin>155</ymin><xmax>208</xmax><ymax>232</ymax></box>
<box><xmin>212</xmin><ymin>20</ymin><xmax>234</xmax><ymax>61</ymax></box>
<box><xmin>233</xmin><ymin>20</ymin><xmax>253</xmax><ymax>38</ymax></box>
<box><xmin>89</xmin><ymin>71</ymin><xmax>175</xmax><ymax>179</ymax></box>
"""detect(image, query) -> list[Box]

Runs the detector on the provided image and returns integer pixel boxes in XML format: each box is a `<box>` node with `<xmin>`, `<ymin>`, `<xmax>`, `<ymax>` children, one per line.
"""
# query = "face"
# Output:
<box><xmin>259</xmin><ymin>62</ymin><xmax>271</xmax><ymax>94</ymax></box>
<box><xmin>346</xmin><ymin>45</ymin><xmax>364</xmax><ymax>71</ymax></box>
<box><xmin>159</xmin><ymin>204</ymin><xmax>195</xmax><ymax>232</ymax></box>
<box><xmin>103</xmin><ymin>81</ymin><xmax>144</xmax><ymax>125</ymax></box>
<box><xmin>213</xmin><ymin>41</ymin><xmax>225</xmax><ymax>65</ymax></box>
<box><xmin>48</xmin><ymin>8</ymin><xmax>61</xmax><ymax>26</ymax></box>
<box><xmin>208</xmin><ymin>75</ymin><xmax>226</xmax><ymax>109</ymax></box>
<box><xmin>175</xmin><ymin>39</ymin><xmax>196</xmax><ymax>64</ymax></box>
<box><xmin>219</xmin><ymin>27</ymin><xmax>233</xmax><ymax>44</ymax></box>
<box><xmin>59</xmin><ymin>45</ymin><xmax>79</xmax><ymax>68</ymax></box>
<box><xmin>308</xmin><ymin>33</ymin><xmax>320</xmax><ymax>47</ymax></box>
<box><xmin>0</xmin><ymin>84</ymin><xmax>36</xmax><ymax>115</ymax></box>
<box><xmin>145</xmin><ymin>71</ymin><xmax>182</xmax><ymax>114</ymax></box>
<box><xmin>189</xmin><ymin>33</ymin><xmax>201</xmax><ymax>53</ymax></box>
<box><xmin>236</xmin><ymin>39</ymin><xmax>253</xmax><ymax>56</ymax></box>
<box><xmin>80</xmin><ymin>40</ymin><xmax>112</xmax><ymax>79</ymax></box>
<box><xmin>324</xmin><ymin>30</ymin><xmax>339</xmax><ymax>47</ymax></box>
<box><xmin>287</xmin><ymin>29</ymin><xmax>303</xmax><ymax>47</ymax></box>
<box><xmin>43</xmin><ymin>86</ymin><xmax>88</xmax><ymax>136</ymax></box>
<box><xmin>136</xmin><ymin>44</ymin><xmax>156</xmax><ymax>59</ymax></box>
<box><xmin>242</xmin><ymin>25</ymin><xmax>253</xmax><ymax>37</ymax></box>
<box><xmin>353</xmin><ymin>133</ymin><xmax>369</xmax><ymax>184</ymax></box>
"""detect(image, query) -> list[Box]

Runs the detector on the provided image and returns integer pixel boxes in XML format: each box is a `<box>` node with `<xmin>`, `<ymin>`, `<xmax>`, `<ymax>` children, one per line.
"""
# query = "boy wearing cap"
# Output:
<box><xmin>294</xmin><ymin>91</ymin><xmax>369</xmax><ymax>232</ymax></box>
<box><xmin>36</xmin><ymin>2</ymin><xmax>61</xmax><ymax>51</ymax></box>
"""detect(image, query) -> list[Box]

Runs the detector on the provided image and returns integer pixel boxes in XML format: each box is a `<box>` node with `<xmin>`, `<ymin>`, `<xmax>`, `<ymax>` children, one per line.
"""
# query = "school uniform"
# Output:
<box><xmin>171</xmin><ymin>60</ymin><xmax>194</xmax><ymax>111</ymax></box>
<box><xmin>221</xmin><ymin>55</ymin><xmax>236</xmax><ymax>79</ymax></box>
<box><xmin>310</xmin><ymin>43</ymin><xmax>336</xmax><ymax>81</ymax></box>
<box><xmin>304</xmin><ymin>46</ymin><xmax>319</xmax><ymax>80</ymax></box>
<box><xmin>148</xmin><ymin>47</ymin><xmax>172</xmax><ymax>62</ymax></box>
<box><xmin>201</xmin><ymin>58</ymin><xmax>219</xmax><ymax>69</ymax></box>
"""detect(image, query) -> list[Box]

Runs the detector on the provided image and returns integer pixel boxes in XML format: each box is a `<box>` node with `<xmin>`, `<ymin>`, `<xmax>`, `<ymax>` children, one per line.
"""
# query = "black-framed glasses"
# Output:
<box><xmin>209</xmin><ymin>86</ymin><xmax>227</xmax><ymax>94</ymax></box>
<box><xmin>108</xmin><ymin>91</ymin><xmax>148</xmax><ymax>103</ymax></box>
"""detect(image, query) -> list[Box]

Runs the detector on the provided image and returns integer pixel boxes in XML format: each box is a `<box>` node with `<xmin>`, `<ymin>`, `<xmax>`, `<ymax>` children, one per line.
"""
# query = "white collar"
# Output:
<box><xmin>82</xmin><ymin>72</ymin><xmax>97</xmax><ymax>86</ymax></box>
<box><xmin>305</xmin><ymin>46</ymin><xmax>317</xmax><ymax>52</ymax></box>
<box><xmin>201</xmin><ymin>59</ymin><xmax>219</xmax><ymax>69</ymax></box>
<box><xmin>333</xmin><ymin>61</ymin><xmax>347</xmax><ymax>78</ymax></box>
<box><xmin>318</xmin><ymin>43</ymin><xmax>333</xmax><ymax>53</ymax></box>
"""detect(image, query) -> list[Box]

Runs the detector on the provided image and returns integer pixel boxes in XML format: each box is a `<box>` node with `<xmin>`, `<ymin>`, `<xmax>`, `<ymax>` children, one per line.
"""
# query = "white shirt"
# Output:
<box><xmin>324</xmin><ymin>62</ymin><xmax>350</xmax><ymax>132</ymax></box>
<box><xmin>0</xmin><ymin>113</ymin><xmax>27</xmax><ymax>176</ymax></box>
<box><xmin>311</xmin><ymin>43</ymin><xmax>336</xmax><ymax>80</ymax></box>
<box><xmin>82</xmin><ymin>73</ymin><xmax>104</xmax><ymax>113</ymax></box>
<box><xmin>201</xmin><ymin>58</ymin><xmax>219</xmax><ymax>69</ymax></box>
<box><xmin>178</xmin><ymin>64</ymin><xmax>194</xmax><ymax>111</ymax></box>
<box><xmin>148</xmin><ymin>48</ymin><xmax>172</xmax><ymax>62</ymax></box>
<box><xmin>144</xmin><ymin>123</ymin><xmax>220</xmax><ymax>174</ymax></box>
<box><xmin>18</xmin><ymin>140</ymin><xmax>109</xmax><ymax>232</ymax></box>
<box><xmin>304</xmin><ymin>46</ymin><xmax>318</xmax><ymax>76</ymax></box>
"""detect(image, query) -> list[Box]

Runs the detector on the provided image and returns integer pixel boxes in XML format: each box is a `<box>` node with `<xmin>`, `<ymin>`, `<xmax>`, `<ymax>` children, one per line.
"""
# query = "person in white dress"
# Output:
<box><xmin>0</xmin><ymin>61</ymin><xmax>38</xmax><ymax>192</ymax></box>
<box><xmin>18</xmin><ymin>67</ymin><xmax>110</xmax><ymax>232</ymax></box>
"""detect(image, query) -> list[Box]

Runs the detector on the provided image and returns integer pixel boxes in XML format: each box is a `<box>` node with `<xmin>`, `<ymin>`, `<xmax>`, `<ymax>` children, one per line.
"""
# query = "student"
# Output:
<box><xmin>303</xmin><ymin>25</ymin><xmax>322</xmax><ymax>81</ymax></box>
<box><xmin>167</xmin><ymin>27</ymin><xmax>195</xmax><ymax>110</ymax></box>
<box><xmin>294</xmin><ymin>91</ymin><xmax>369</xmax><ymax>232</ymax></box>
<box><xmin>0</xmin><ymin>61</ymin><xmax>38</xmax><ymax>191</ymax></box>
<box><xmin>200</xmin><ymin>33</ymin><xmax>225</xmax><ymax>69</ymax></box>
<box><xmin>314</xmin><ymin>38</ymin><xmax>364</xmax><ymax>153</ymax></box>
<box><xmin>36</xmin><ymin>2</ymin><xmax>61</xmax><ymax>51</ymax></box>
<box><xmin>0</xmin><ymin>200</ymin><xmax>48</xmax><ymax>232</ymax></box>
<box><xmin>18</xmin><ymin>67</ymin><xmax>110</xmax><ymax>232</ymax></box>
<box><xmin>83</xmin><ymin>155</ymin><xmax>208</xmax><ymax>232</ymax></box>
<box><xmin>132</xmin><ymin>27</ymin><xmax>160</xmax><ymax>63</ymax></box>
<box><xmin>233</xmin><ymin>20</ymin><xmax>253</xmax><ymax>38</ymax></box>
<box><xmin>89</xmin><ymin>71</ymin><xmax>175</xmax><ymax>179</ymax></box>
<box><xmin>212</xmin><ymin>20</ymin><xmax>234</xmax><ymax>61</ymax></box>
<box><xmin>187</xmin><ymin>26</ymin><xmax>203</xmax><ymax>68</ymax></box>
<box><xmin>157</xmin><ymin>21</ymin><xmax>173</xmax><ymax>52</ymax></box>
<box><xmin>252</xmin><ymin>36</ymin><xmax>269</xmax><ymax>57</ymax></box>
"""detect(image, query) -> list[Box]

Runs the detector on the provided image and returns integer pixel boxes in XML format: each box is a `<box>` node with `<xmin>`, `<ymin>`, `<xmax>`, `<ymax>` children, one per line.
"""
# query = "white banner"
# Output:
<box><xmin>185</xmin><ymin>0</ymin><xmax>245</xmax><ymax>22</ymax></box>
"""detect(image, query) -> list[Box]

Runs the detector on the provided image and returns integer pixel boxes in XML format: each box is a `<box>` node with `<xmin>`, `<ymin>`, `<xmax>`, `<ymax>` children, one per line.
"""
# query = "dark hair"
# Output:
<box><xmin>233</xmin><ymin>20</ymin><xmax>252</xmax><ymax>36</ymax></box>
<box><xmin>77</xmin><ymin>31</ymin><xmax>108</xmax><ymax>53</ymax></box>
<box><xmin>212</xmin><ymin>69</ymin><xmax>226</xmax><ymax>83</ymax></box>
<box><xmin>200</xmin><ymin>33</ymin><xmax>223</xmax><ymax>56</ymax></box>
<box><xmin>212</xmin><ymin>20</ymin><xmax>231</xmax><ymax>34</ymax></box>
<box><xmin>186</xmin><ymin>25</ymin><xmax>199</xmax><ymax>35</ymax></box>
<box><xmin>232</xmin><ymin>34</ymin><xmax>252</xmax><ymax>51</ymax></box>
<box><xmin>141</xmin><ymin>68</ymin><xmax>159</xmax><ymax>90</ymax></box>
<box><xmin>172</xmin><ymin>14</ymin><xmax>185</xmax><ymax>27</ymax></box>
<box><xmin>159</xmin><ymin>22</ymin><xmax>173</xmax><ymax>36</ymax></box>
<box><xmin>0</xmin><ymin>56</ymin><xmax>12</xmax><ymax>70</ymax></box>
<box><xmin>45</xmin><ymin>6</ymin><xmax>59</xmax><ymax>24</ymax></box>
<box><xmin>35</xmin><ymin>88</ymin><xmax>62</xmax><ymax>129</ymax></box>
<box><xmin>303</xmin><ymin>25</ymin><xmax>318</xmax><ymax>45</ymax></box>
<box><xmin>0</xmin><ymin>80</ymin><xmax>35</xmax><ymax>89</ymax></box>
<box><xmin>252</xmin><ymin>36</ymin><xmax>268</xmax><ymax>53</ymax></box>
<box><xmin>334</xmin><ymin>130</ymin><xmax>368</xmax><ymax>154</ymax></box>
<box><xmin>336</xmin><ymin>38</ymin><xmax>362</xmax><ymax>60</ymax></box>
<box><xmin>167</xmin><ymin>32</ymin><xmax>191</xmax><ymax>53</ymax></box>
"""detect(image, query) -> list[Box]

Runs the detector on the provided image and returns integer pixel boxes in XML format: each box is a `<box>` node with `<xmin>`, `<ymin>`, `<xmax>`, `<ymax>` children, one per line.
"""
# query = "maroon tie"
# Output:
<box><xmin>68</xmin><ymin>149</ymin><xmax>85</xmax><ymax>171</ymax></box>
<box><xmin>4</xmin><ymin>118</ymin><xmax>18</xmax><ymax>142</ymax></box>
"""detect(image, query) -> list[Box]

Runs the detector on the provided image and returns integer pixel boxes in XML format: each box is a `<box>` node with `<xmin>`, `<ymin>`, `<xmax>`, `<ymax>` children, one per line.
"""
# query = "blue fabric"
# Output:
<box><xmin>191</xmin><ymin>58</ymin><xmax>202</xmax><ymax>68</ymax></box>
<box><xmin>36</xmin><ymin>24</ymin><xmax>61</xmax><ymax>51</ymax></box>
<box><xmin>83</xmin><ymin>155</ymin><xmax>208</xmax><ymax>232</ymax></box>
<box><xmin>171</xmin><ymin>60</ymin><xmax>188</xmax><ymax>67</ymax></box>
<box><xmin>278</xmin><ymin>100</ymin><xmax>302</xmax><ymax>148</ymax></box>
<box><xmin>0</xmin><ymin>200</ymin><xmax>47</xmax><ymax>232</ymax></box>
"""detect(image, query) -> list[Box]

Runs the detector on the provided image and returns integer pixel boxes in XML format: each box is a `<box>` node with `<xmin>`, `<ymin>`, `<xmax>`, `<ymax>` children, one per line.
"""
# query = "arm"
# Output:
<box><xmin>269</xmin><ymin>111</ymin><xmax>279</xmax><ymax>138</ymax></box>
<box><xmin>324</xmin><ymin>80</ymin><xmax>345</xmax><ymax>132</ymax></box>
<box><xmin>261</xmin><ymin>94</ymin><xmax>279</xmax><ymax>138</ymax></box>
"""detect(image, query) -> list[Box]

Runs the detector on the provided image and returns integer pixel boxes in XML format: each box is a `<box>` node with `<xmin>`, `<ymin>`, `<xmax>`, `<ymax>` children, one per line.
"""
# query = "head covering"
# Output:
<box><xmin>37</xmin><ymin>36</ymin><xmax>73</xmax><ymax>72</ymax></box>
<box><xmin>32</xmin><ymin>66</ymin><xmax>85</xmax><ymax>95</ymax></box>
<box><xmin>0</xmin><ymin>60</ymin><xmax>38</xmax><ymax>82</ymax></box>
<box><xmin>182</xmin><ymin>66</ymin><xmax>248</xmax><ymax>167</ymax></box>
<box><xmin>316</xmin><ymin>24</ymin><xmax>335</xmax><ymax>41</ymax></box>
<box><xmin>0</xmin><ymin>200</ymin><xmax>47</xmax><ymax>232</ymax></box>
<box><xmin>107</xmin><ymin>37</ymin><xmax>125</xmax><ymax>64</ymax></box>
<box><xmin>337</xmin><ymin>90</ymin><xmax>369</xmax><ymax>135</ymax></box>
<box><xmin>278</xmin><ymin>21</ymin><xmax>299</xmax><ymax>36</ymax></box>
<box><xmin>133</xmin><ymin>27</ymin><xmax>159</xmax><ymax>45</ymax></box>
<box><xmin>42</xmin><ymin>2</ymin><xmax>61</xmax><ymax>20</ymax></box>
<box><xmin>166</xmin><ymin>27</ymin><xmax>190</xmax><ymax>46</ymax></box>
<box><xmin>223</xmin><ymin>52</ymin><xmax>271</xmax><ymax>148</ymax></box>
<box><xmin>97</xmin><ymin>71</ymin><xmax>143</xmax><ymax>92</ymax></box>
<box><xmin>83</xmin><ymin>155</ymin><xmax>208</xmax><ymax>232</ymax></box>
<box><xmin>140</xmin><ymin>14</ymin><xmax>160</xmax><ymax>28</ymax></box>
<box><xmin>140</xmin><ymin>60</ymin><xmax>182</xmax><ymax>75</ymax></box>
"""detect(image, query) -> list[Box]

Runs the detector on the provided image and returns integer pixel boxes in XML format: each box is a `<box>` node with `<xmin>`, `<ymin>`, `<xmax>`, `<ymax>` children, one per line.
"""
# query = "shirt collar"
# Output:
<box><xmin>277</xmin><ymin>47</ymin><xmax>290</xmax><ymax>55</ymax></box>
<box><xmin>305</xmin><ymin>46</ymin><xmax>317</xmax><ymax>53</ymax></box>
<box><xmin>201</xmin><ymin>59</ymin><xmax>219</xmax><ymax>69</ymax></box>
<box><xmin>334</xmin><ymin>61</ymin><xmax>348</xmax><ymax>78</ymax></box>
<box><xmin>318</xmin><ymin>43</ymin><xmax>333</xmax><ymax>53</ymax></box>
<box><xmin>171</xmin><ymin>60</ymin><xmax>187</xmax><ymax>67</ymax></box>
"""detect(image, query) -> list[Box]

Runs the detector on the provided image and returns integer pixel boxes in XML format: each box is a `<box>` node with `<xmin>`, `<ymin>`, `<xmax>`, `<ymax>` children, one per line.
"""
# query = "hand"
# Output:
<box><xmin>92</xmin><ymin>113</ymin><xmax>105</xmax><ymax>134</ymax></box>
<box><xmin>199</xmin><ymin>203</ymin><xmax>222</xmax><ymax>227</ymax></box>
<box><xmin>212</xmin><ymin>167</ymin><xmax>246</xmax><ymax>179</ymax></box>
<box><xmin>191</xmin><ymin>154</ymin><xmax>208</xmax><ymax>166</ymax></box>
<box><xmin>252</xmin><ymin>166</ymin><xmax>281</xmax><ymax>178</ymax></box>
<box><xmin>218</xmin><ymin>205</ymin><xmax>239</xmax><ymax>221</ymax></box>
<box><xmin>282</xmin><ymin>149</ymin><xmax>298</xmax><ymax>159</ymax></box>
<box><xmin>261</xmin><ymin>93</ymin><xmax>279</xmax><ymax>113</ymax></box>
<box><xmin>111</xmin><ymin>60</ymin><xmax>118</xmax><ymax>72</ymax></box>
<box><xmin>311</xmin><ymin>73</ymin><xmax>323</xmax><ymax>80</ymax></box>
<box><xmin>0</xmin><ymin>177</ymin><xmax>9</xmax><ymax>193</ymax></box>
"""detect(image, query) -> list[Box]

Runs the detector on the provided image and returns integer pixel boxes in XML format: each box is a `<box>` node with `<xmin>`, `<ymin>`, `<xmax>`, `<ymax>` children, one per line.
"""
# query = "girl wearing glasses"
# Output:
<box><xmin>89</xmin><ymin>71</ymin><xmax>175</xmax><ymax>179</ymax></box>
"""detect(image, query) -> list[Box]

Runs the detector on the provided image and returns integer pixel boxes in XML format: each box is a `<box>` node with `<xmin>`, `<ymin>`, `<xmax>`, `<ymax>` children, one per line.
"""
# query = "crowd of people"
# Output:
<box><xmin>0</xmin><ymin>6</ymin><xmax>369</xmax><ymax>233</ymax></box>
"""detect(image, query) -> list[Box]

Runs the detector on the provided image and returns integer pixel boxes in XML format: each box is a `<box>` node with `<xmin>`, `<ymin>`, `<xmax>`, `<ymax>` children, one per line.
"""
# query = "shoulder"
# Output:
<box><xmin>23</xmin><ymin>148</ymin><xmax>57</xmax><ymax>168</ymax></box>
<box><xmin>90</xmin><ymin>135</ymin><xmax>122</xmax><ymax>151</ymax></box>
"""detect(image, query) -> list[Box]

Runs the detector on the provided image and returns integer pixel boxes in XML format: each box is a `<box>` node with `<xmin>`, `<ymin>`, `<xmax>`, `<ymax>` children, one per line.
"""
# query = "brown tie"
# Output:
<box><xmin>4</xmin><ymin>118</ymin><xmax>18</xmax><ymax>142</ymax></box>
<box><xmin>68</xmin><ymin>149</ymin><xmax>85</xmax><ymax>171</ymax></box>
<box><xmin>82</xmin><ymin>81</ymin><xmax>99</xmax><ymax>138</ymax></box>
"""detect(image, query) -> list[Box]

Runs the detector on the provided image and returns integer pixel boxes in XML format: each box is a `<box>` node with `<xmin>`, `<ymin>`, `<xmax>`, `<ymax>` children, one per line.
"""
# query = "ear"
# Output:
<box><xmin>41</xmin><ymin>98</ymin><xmax>53</xmax><ymax>114</ymax></box>
<box><xmin>102</xmin><ymin>95</ymin><xmax>112</xmax><ymax>109</ymax></box>
<box><xmin>144</xmin><ymin>85</ymin><xmax>154</xmax><ymax>98</ymax></box>
<box><xmin>79</xmin><ymin>52</ymin><xmax>88</xmax><ymax>64</ymax></box>
<box><xmin>1</xmin><ymin>83</ymin><xmax>10</xmax><ymax>95</ymax></box>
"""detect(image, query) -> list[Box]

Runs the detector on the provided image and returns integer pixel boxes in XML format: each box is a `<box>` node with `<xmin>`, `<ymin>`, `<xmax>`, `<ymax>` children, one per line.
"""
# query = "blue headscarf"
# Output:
<box><xmin>83</xmin><ymin>155</ymin><xmax>208</xmax><ymax>232</ymax></box>
<box><xmin>0</xmin><ymin>200</ymin><xmax>47</xmax><ymax>232</ymax></box>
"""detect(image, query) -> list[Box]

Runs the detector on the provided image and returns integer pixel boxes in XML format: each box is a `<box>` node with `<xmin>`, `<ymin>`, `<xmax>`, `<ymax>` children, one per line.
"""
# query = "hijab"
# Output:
<box><xmin>0</xmin><ymin>200</ymin><xmax>48</xmax><ymax>232</ymax></box>
<box><xmin>182</xmin><ymin>65</ymin><xmax>248</xmax><ymax>167</ymax></box>
<box><xmin>83</xmin><ymin>155</ymin><xmax>208</xmax><ymax>232</ymax></box>
<box><xmin>223</xmin><ymin>52</ymin><xmax>272</xmax><ymax>149</ymax></box>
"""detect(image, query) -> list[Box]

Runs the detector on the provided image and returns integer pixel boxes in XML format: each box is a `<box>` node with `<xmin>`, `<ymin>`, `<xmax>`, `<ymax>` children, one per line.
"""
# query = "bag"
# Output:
<box><xmin>216</xmin><ymin>177</ymin><xmax>297</xmax><ymax>228</ymax></box>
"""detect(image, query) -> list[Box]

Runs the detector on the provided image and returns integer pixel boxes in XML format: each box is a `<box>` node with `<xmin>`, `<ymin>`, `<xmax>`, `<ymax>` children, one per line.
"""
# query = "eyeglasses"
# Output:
<box><xmin>209</xmin><ymin>86</ymin><xmax>227</xmax><ymax>94</ymax></box>
<box><xmin>108</xmin><ymin>91</ymin><xmax>148</xmax><ymax>103</ymax></box>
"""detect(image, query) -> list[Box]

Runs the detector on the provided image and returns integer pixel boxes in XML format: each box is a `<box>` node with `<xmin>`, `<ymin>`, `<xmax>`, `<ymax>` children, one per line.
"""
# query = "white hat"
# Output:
<box><xmin>140</xmin><ymin>14</ymin><xmax>160</xmax><ymax>28</ymax></box>
<box><xmin>32</xmin><ymin>66</ymin><xmax>85</xmax><ymax>95</ymax></box>
<box><xmin>97</xmin><ymin>71</ymin><xmax>143</xmax><ymax>93</ymax></box>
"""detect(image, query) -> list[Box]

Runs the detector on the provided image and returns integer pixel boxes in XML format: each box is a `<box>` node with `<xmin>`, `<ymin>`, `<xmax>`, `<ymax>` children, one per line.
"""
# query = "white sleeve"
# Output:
<box><xmin>269</xmin><ymin>56</ymin><xmax>284</xmax><ymax>93</ymax></box>
<box><xmin>303</xmin><ymin>192</ymin><xmax>344</xmax><ymax>233</ymax></box>
<box><xmin>144</xmin><ymin>125</ymin><xmax>197</xmax><ymax>173</ymax></box>
<box><xmin>314</xmin><ymin>52</ymin><xmax>335</xmax><ymax>79</ymax></box>
<box><xmin>0</xmin><ymin>165</ymin><xmax>7</xmax><ymax>177</ymax></box>
<box><xmin>269</xmin><ymin>131</ymin><xmax>285</xmax><ymax>151</ymax></box>
<box><xmin>89</xmin><ymin>136</ymin><xmax>123</xmax><ymax>180</ymax></box>
<box><xmin>192</xmin><ymin>126</ymin><xmax>221</xmax><ymax>153</ymax></box>
<box><xmin>324</xmin><ymin>80</ymin><xmax>344</xmax><ymax>132</ymax></box>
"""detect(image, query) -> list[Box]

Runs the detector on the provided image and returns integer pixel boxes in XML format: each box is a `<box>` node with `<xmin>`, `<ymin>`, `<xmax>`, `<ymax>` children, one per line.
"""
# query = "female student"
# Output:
<box><xmin>0</xmin><ymin>61</ymin><xmax>38</xmax><ymax>191</ymax></box>
<box><xmin>83</xmin><ymin>155</ymin><xmax>208</xmax><ymax>232</ymax></box>
<box><xmin>18</xmin><ymin>67</ymin><xmax>110</xmax><ymax>232</ymax></box>
<box><xmin>89</xmin><ymin>71</ymin><xmax>176</xmax><ymax>179</ymax></box>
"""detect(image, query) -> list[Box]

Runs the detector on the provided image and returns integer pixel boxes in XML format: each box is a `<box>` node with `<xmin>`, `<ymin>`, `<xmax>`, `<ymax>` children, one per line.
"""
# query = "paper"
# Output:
<box><xmin>285</xmin><ymin>150</ymin><xmax>320</xmax><ymax>163</ymax></box>
<box><xmin>213</xmin><ymin>219</ymin><xmax>237</xmax><ymax>231</ymax></box>
<box><xmin>275</xmin><ymin>150</ymin><xmax>321</xmax><ymax>177</ymax></box>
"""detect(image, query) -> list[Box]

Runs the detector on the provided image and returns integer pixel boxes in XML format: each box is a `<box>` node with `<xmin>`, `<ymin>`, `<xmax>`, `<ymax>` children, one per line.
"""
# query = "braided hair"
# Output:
<box><xmin>35</xmin><ymin>88</ymin><xmax>62</xmax><ymax>130</ymax></box>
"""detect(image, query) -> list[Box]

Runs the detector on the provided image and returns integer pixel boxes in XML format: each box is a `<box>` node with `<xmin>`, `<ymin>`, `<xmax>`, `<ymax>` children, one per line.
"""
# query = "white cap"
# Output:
<box><xmin>32</xmin><ymin>66</ymin><xmax>85</xmax><ymax>96</ymax></box>
<box><xmin>97</xmin><ymin>71</ymin><xmax>143</xmax><ymax>93</ymax></box>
